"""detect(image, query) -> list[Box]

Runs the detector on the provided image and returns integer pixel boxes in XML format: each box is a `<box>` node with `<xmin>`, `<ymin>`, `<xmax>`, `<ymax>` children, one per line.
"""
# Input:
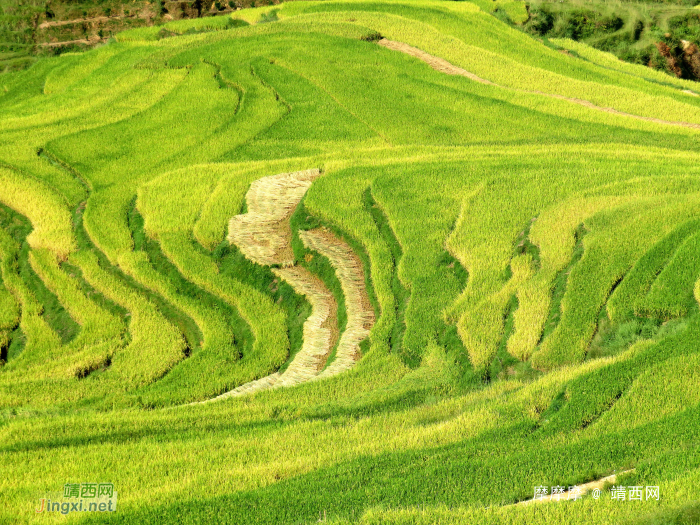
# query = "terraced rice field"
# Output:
<box><xmin>2</xmin><ymin>1</ymin><xmax>700</xmax><ymax>523</ymax></box>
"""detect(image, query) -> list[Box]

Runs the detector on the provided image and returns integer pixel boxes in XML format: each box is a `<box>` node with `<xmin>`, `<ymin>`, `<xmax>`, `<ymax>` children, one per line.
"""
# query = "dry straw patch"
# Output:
<box><xmin>272</xmin><ymin>266</ymin><xmax>339</xmax><ymax>385</ymax></box>
<box><xmin>208</xmin><ymin>372</ymin><xmax>283</xmax><ymax>400</ymax></box>
<box><xmin>299</xmin><ymin>228</ymin><xmax>375</xmax><ymax>380</ymax></box>
<box><xmin>228</xmin><ymin>168</ymin><xmax>322</xmax><ymax>267</ymax></box>
<box><xmin>204</xmin><ymin>169</ymin><xmax>375</xmax><ymax>402</ymax></box>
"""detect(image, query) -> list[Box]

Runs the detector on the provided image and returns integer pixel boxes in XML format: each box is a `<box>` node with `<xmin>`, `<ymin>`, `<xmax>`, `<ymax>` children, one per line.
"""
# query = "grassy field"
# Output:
<box><xmin>2</xmin><ymin>0</ymin><xmax>700</xmax><ymax>523</ymax></box>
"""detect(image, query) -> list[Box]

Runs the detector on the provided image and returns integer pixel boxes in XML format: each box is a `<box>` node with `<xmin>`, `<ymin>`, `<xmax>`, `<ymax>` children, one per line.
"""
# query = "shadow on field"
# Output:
<box><xmin>70</xmin><ymin>318</ymin><xmax>700</xmax><ymax>523</ymax></box>
<box><xmin>74</xmin><ymin>403</ymin><xmax>700</xmax><ymax>525</ymax></box>
<box><xmin>0</xmin><ymin>416</ymin><xmax>286</xmax><ymax>455</ymax></box>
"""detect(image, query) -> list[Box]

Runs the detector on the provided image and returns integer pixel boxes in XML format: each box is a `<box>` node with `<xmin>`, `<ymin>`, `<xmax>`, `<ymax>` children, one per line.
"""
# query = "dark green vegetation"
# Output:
<box><xmin>0</xmin><ymin>0</ymin><xmax>260</xmax><ymax>73</ymax></box>
<box><xmin>524</xmin><ymin>0</ymin><xmax>700</xmax><ymax>80</ymax></box>
<box><xmin>0</xmin><ymin>202</ymin><xmax>80</xmax><ymax>345</ymax></box>
<box><xmin>1</xmin><ymin>0</ymin><xmax>700</xmax><ymax>523</ymax></box>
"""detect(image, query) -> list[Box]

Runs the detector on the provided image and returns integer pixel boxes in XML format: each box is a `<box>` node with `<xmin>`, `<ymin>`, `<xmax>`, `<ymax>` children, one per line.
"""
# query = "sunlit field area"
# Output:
<box><xmin>2</xmin><ymin>1</ymin><xmax>700</xmax><ymax>523</ymax></box>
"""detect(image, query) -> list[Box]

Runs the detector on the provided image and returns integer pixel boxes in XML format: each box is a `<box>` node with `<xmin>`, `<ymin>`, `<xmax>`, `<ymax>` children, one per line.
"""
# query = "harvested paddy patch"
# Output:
<box><xmin>272</xmin><ymin>266</ymin><xmax>338</xmax><ymax>385</ymax></box>
<box><xmin>206</xmin><ymin>371</ymin><xmax>282</xmax><ymax>400</ymax></box>
<box><xmin>207</xmin><ymin>169</ymin><xmax>375</xmax><ymax>401</ymax></box>
<box><xmin>228</xmin><ymin>168</ymin><xmax>322</xmax><ymax>268</ymax></box>
<box><xmin>299</xmin><ymin>228</ymin><xmax>375</xmax><ymax>380</ymax></box>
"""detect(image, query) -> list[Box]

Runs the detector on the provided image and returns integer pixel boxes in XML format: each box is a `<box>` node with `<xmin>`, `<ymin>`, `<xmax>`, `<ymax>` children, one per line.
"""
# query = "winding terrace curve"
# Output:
<box><xmin>200</xmin><ymin>169</ymin><xmax>374</xmax><ymax>402</ymax></box>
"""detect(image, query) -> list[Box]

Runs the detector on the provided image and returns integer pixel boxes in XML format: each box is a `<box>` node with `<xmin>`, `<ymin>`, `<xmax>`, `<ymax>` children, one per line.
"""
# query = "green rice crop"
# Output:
<box><xmin>637</xmin><ymin>230</ymin><xmax>700</xmax><ymax>320</ymax></box>
<box><xmin>608</xmin><ymin>218</ymin><xmax>700</xmax><ymax>323</ymax></box>
<box><xmin>72</xmin><ymin>250</ymin><xmax>187</xmax><ymax>391</ymax></box>
<box><xmin>2</xmin><ymin>1</ymin><xmax>700</xmax><ymax>523</ymax></box>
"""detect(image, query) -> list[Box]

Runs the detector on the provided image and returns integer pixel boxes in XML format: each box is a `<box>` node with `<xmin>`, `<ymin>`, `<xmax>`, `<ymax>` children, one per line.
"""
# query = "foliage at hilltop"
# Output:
<box><xmin>523</xmin><ymin>0</ymin><xmax>700</xmax><ymax>80</ymax></box>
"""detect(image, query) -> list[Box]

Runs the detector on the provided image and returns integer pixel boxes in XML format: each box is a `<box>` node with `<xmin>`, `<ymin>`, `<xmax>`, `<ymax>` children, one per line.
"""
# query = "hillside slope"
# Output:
<box><xmin>1</xmin><ymin>1</ymin><xmax>700</xmax><ymax>523</ymax></box>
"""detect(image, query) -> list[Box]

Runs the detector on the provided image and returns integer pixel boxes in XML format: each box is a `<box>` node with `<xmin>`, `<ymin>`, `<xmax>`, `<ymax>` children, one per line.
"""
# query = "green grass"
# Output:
<box><xmin>2</xmin><ymin>1</ymin><xmax>700</xmax><ymax>523</ymax></box>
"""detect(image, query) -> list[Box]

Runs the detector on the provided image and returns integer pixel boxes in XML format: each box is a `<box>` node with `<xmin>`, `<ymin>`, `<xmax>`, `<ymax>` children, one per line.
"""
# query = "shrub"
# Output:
<box><xmin>258</xmin><ymin>8</ymin><xmax>279</xmax><ymax>23</ymax></box>
<box><xmin>525</xmin><ymin>3</ymin><xmax>555</xmax><ymax>35</ymax></box>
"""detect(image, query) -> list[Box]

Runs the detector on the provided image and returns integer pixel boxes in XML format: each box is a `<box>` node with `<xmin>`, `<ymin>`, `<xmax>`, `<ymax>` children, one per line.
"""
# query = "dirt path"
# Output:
<box><xmin>38</xmin><ymin>36</ymin><xmax>108</xmax><ymax>47</ymax></box>
<box><xmin>378</xmin><ymin>39</ymin><xmax>700</xmax><ymax>131</ymax></box>
<box><xmin>38</xmin><ymin>16</ymin><xmax>116</xmax><ymax>29</ymax></box>
<box><xmin>299</xmin><ymin>228</ymin><xmax>375</xmax><ymax>380</ymax></box>
<box><xmin>378</xmin><ymin>39</ymin><xmax>495</xmax><ymax>86</ymax></box>
<box><xmin>514</xmin><ymin>470</ymin><xmax>635</xmax><ymax>506</ymax></box>
<box><xmin>228</xmin><ymin>168</ymin><xmax>321</xmax><ymax>267</ymax></box>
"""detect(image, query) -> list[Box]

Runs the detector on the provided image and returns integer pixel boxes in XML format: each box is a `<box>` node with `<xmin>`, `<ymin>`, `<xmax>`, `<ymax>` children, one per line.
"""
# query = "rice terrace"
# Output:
<box><xmin>3</xmin><ymin>0</ymin><xmax>700</xmax><ymax>522</ymax></box>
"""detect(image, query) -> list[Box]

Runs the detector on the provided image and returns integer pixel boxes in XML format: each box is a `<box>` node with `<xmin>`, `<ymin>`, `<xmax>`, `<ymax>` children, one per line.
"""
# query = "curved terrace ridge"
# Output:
<box><xmin>201</xmin><ymin>170</ymin><xmax>374</xmax><ymax>402</ymax></box>
<box><xmin>227</xmin><ymin>168</ymin><xmax>322</xmax><ymax>268</ymax></box>
<box><xmin>377</xmin><ymin>39</ymin><xmax>700</xmax><ymax>131</ymax></box>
